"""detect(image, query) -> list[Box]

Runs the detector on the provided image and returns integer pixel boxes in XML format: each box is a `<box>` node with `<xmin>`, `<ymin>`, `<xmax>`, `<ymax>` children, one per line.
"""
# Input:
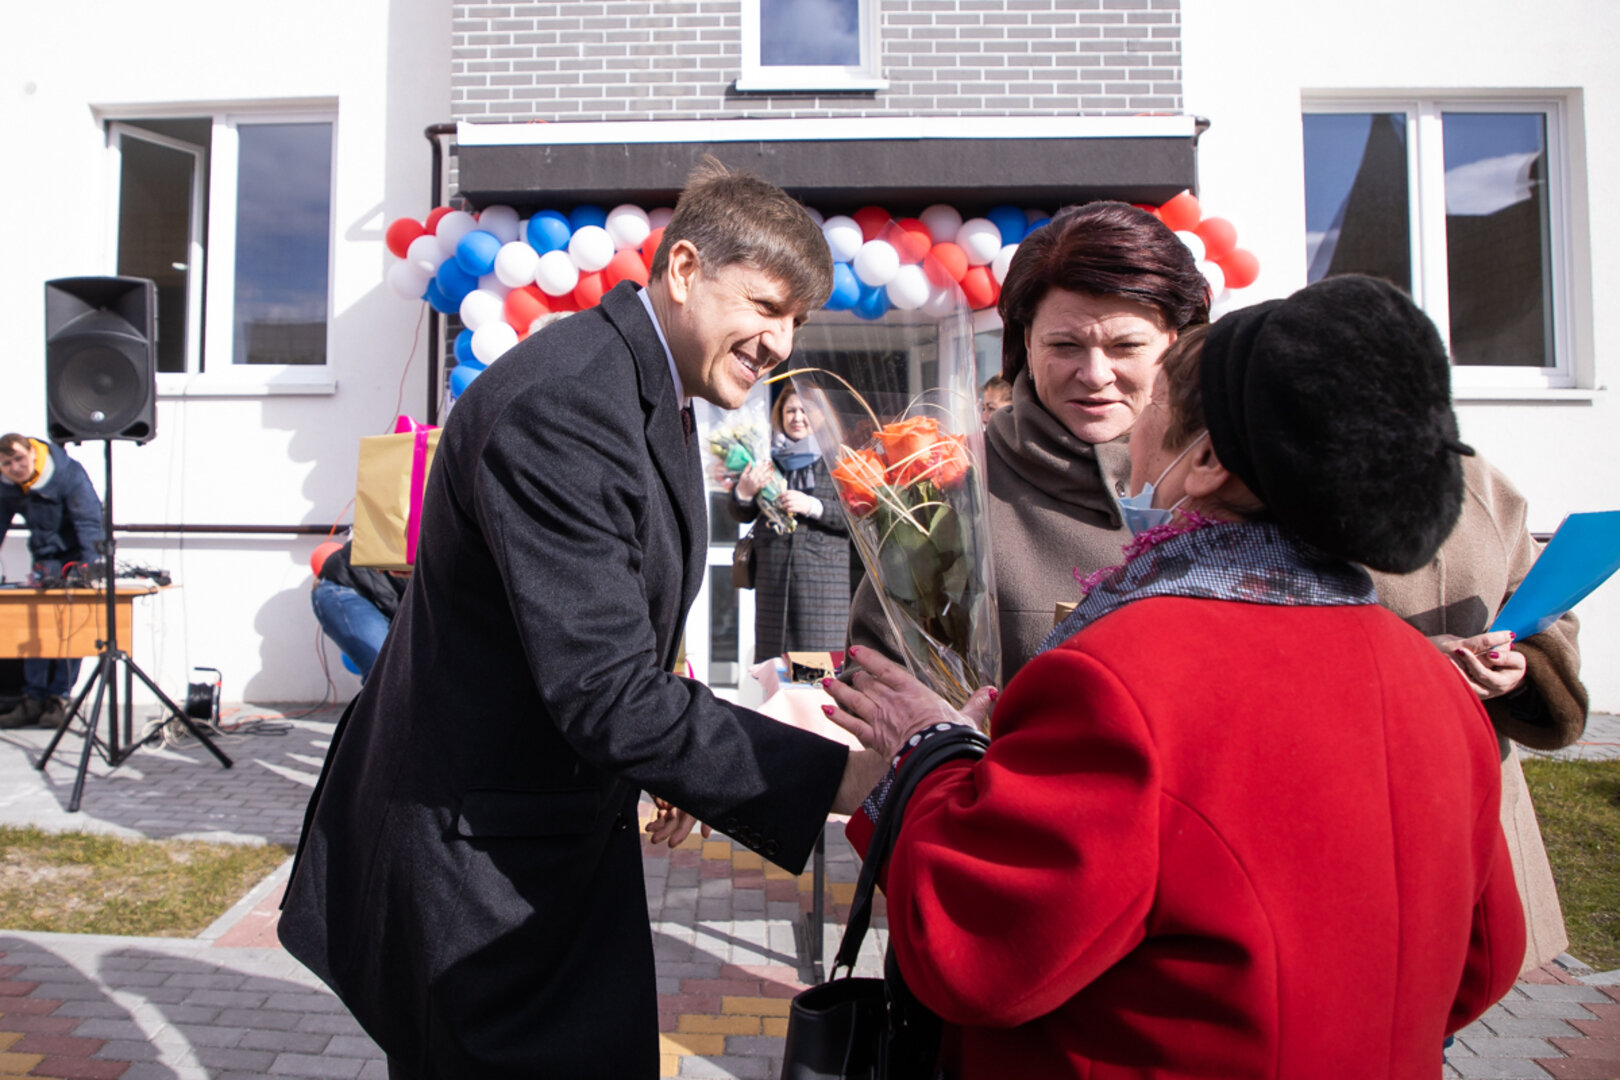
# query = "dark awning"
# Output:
<box><xmin>453</xmin><ymin>116</ymin><xmax>1200</xmax><ymax>215</ymax></box>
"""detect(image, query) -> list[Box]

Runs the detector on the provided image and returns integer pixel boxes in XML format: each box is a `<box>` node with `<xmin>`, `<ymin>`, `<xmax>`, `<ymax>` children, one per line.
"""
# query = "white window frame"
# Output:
<box><xmin>101</xmin><ymin>104</ymin><xmax>339</xmax><ymax>397</ymax></box>
<box><xmin>1303</xmin><ymin>94</ymin><xmax>1586</xmax><ymax>395</ymax></box>
<box><xmin>736</xmin><ymin>0</ymin><xmax>887</xmax><ymax>93</ymax></box>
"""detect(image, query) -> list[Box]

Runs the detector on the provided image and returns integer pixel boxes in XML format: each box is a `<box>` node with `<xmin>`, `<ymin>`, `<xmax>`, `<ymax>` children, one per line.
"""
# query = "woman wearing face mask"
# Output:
<box><xmin>822</xmin><ymin>276</ymin><xmax>1524</xmax><ymax>1079</ymax></box>
<box><xmin>732</xmin><ymin>388</ymin><xmax>851</xmax><ymax>662</ymax></box>
<box><xmin>846</xmin><ymin>202</ymin><xmax>1210</xmax><ymax>681</ymax></box>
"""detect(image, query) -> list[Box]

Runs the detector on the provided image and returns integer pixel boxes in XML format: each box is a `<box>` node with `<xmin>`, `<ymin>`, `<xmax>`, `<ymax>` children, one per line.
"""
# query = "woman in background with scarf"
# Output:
<box><xmin>732</xmin><ymin>388</ymin><xmax>850</xmax><ymax>664</ymax></box>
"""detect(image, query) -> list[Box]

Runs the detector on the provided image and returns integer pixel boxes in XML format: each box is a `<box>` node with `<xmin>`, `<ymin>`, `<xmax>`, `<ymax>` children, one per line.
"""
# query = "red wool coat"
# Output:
<box><xmin>853</xmin><ymin>597</ymin><xmax>1524</xmax><ymax>1079</ymax></box>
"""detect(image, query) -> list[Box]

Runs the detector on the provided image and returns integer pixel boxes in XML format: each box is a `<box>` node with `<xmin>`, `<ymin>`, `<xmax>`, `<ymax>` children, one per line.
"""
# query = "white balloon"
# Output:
<box><xmin>647</xmin><ymin>206</ymin><xmax>675</xmax><ymax>230</ymax></box>
<box><xmin>604</xmin><ymin>204</ymin><xmax>652</xmax><ymax>251</ymax></box>
<box><xmin>471</xmin><ymin>321</ymin><xmax>520</xmax><ymax>366</ymax></box>
<box><xmin>971</xmin><ymin>307</ymin><xmax>1004</xmax><ymax>334</ymax></box>
<box><xmin>477</xmin><ymin>273</ymin><xmax>513</xmax><ymax>299</ymax></box>
<box><xmin>801</xmin><ymin>205</ymin><xmax>825</xmax><ymax>226</ymax></box>
<box><xmin>459</xmin><ymin>288</ymin><xmax>505</xmax><ymax>331</ymax></box>
<box><xmin>1198</xmin><ymin>259</ymin><xmax>1225</xmax><ymax>298</ymax></box>
<box><xmin>920</xmin><ymin>204</ymin><xmax>963</xmax><ymax>244</ymax></box>
<box><xmin>852</xmin><ymin>239</ymin><xmax>900</xmax><ymax>287</ymax></box>
<box><xmin>1175</xmin><ymin>230</ymin><xmax>1206</xmax><ymax>262</ymax></box>
<box><xmin>821</xmin><ymin>216</ymin><xmax>863</xmax><ymax>263</ymax></box>
<box><xmin>885</xmin><ymin>264</ymin><xmax>932</xmax><ymax>311</ymax></box>
<box><xmin>493</xmin><ymin>241</ymin><xmax>541</xmax><ymax>288</ymax></box>
<box><xmin>406</xmin><ymin>234</ymin><xmax>444</xmax><ymax>275</ymax></box>
<box><xmin>534</xmin><ymin>249</ymin><xmax>580</xmax><ymax>296</ymax></box>
<box><xmin>478</xmin><ymin>205</ymin><xmax>521</xmax><ymax>244</ymax></box>
<box><xmin>568</xmin><ymin>225</ymin><xmax>615</xmax><ymax>272</ymax></box>
<box><xmin>991</xmin><ymin>243</ymin><xmax>1019</xmax><ymax>285</ymax></box>
<box><xmin>434</xmin><ymin>210</ymin><xmax>477</xmax><ymax>260</ymax></box>
<box><xmin>956</xmin><ymin>218</ymin><xmax>1003</xmax><ymax>266</ymax></box>
<box><xmin>387</xmin><ymin>259</ymin><xmax>432</xmax><ymax>300</ymax></box>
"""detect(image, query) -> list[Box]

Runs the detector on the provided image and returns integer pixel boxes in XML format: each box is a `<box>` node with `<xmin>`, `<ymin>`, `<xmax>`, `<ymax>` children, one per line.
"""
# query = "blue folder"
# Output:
<box><xmin>1490</xmin><ymin>511</ymin><xmax>1620</xmax><ymax>640</ymax></box>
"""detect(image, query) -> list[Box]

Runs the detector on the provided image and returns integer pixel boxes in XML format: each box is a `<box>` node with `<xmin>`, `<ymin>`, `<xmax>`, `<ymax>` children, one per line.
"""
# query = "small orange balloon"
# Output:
<box><xmin>888</xmin><ymin>218</ymin><xmax>933</xmax><ymax>264</ymax></box>
<box><xmin>573</xmin><ymin>270</ymin><xmax>608</xmax><ymax>309</ymax></box>
<box><xmin>959</xmin><ymin>265</ymin><xmax>999</xmax><ymax>310</ymax></box>
<box><xmin>424</xmin><ymin>206</ymin><xmax>454</xmax><ymax>233</ymax></box>
<box><xmin>604</xmin><ymin>248</ymin><xmax>650</xmax><ymax>288</ymax></box>
<box><xmin>385</xmin><ymin>217</ymin><xmax>425</xmax><ymax>259</ymax></box>
<box><xmin>1217</xmin><ymin>248</ymin><xmax>1260</xmax><ymax>290</ymax></box>
<box><xmin>640</xmin><ymin>226</ymin><xmax>665</xmax><ymax>270</ymax></box>
<box><xmin>925</xmin><ymin>242</ymin><xmax>969</xmax><ymax>286</ymax></box>
<box><xmin>1194</xmin><ymin>216</ymin><xmax>1238</xmax><ymax>263</ymax></box>
<box><xmin>504</xmin><ymin>284</ymin><xmax>550</xmax><ymax>331</ymax></box>
<box><xmin>1157</xmin><ymin>191</ymin><xmax>1203</xmax><ymax>233</ymax></box>
<box><xmin>310</xmin><ymin>540</ymin><xmax>342</xmax><ymax>577</ymax></box>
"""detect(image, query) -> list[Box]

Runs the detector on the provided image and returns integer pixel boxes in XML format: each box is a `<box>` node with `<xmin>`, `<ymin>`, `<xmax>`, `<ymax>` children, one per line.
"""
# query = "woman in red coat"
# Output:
<box><xmin>827</xmin><ymin>275</ymin><xmax>1525</xmax><ymax>1079</ymax></box>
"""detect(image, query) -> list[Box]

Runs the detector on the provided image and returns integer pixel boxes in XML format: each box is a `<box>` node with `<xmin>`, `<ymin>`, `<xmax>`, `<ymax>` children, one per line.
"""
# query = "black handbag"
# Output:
<box><xmin>780</xmin><ymin>727</ymin><xmax>990</xmax><ymax>1080</ymax></box>
<box><xmin>732</xmin><ymin>524</ymin><xmax>757</xmax><ymax>589</ymax></box>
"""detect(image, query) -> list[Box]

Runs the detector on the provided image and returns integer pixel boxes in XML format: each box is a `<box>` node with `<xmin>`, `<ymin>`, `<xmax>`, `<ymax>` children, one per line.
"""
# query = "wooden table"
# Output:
<box><xmin>0</xmin><ymin>586</ymin><xmax>162</xmax><ymax>659</ymax></box>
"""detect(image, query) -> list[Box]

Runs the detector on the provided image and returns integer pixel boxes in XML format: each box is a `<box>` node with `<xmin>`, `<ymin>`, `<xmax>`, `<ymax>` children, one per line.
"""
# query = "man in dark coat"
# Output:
<box><xmin>279</xmin><ymin>161</ymin><xmax>883</xmax><ymax>1079</ymax></box>
<box><xmin>0</xmin><ymin>433</ymin><xmax>104</xmax><ymax>728</ymax></box>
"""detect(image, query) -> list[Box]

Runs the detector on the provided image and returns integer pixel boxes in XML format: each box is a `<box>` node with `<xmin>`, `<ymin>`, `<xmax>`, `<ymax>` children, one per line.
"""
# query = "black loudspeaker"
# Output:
<box><xmin>45</xmin><ymin>276</ymin><xmax>158</xmax><ymax>444</ymax></box>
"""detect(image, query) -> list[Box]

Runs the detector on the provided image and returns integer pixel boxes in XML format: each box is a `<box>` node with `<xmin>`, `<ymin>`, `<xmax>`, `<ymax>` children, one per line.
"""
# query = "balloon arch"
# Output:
<box><xmin>382</xmin><ymin>192</ymin><xmax>1259</xmax><ymax>398</ymax></box>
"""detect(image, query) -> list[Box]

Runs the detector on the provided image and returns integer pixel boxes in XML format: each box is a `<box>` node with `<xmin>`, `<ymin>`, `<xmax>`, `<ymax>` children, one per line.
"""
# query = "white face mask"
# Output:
<box><xmin>1119</xmin><ymin>431</ymin><xmax>1207</xmax><ymax>535</ymax></box>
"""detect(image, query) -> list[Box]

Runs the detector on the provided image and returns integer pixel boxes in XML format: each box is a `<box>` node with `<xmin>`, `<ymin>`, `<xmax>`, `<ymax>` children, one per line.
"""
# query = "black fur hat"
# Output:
<box><xmin>1201</xmin><ymin>274</ymin><xmax>1471</xmax><ymax>573</ymax></box>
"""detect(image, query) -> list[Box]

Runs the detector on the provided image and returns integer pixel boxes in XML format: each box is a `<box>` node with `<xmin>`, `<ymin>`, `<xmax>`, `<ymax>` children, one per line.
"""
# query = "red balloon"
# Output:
<box><xmin>504</xmin><ymin>284</ymin><xmax>551</xmax><ymax>331</ymax></box>
<box><xmin>887</xmin><ymin>218</ymin><xmax>933</xmax><ymax>264</ymax></box>
<box><xmin>1194</xmin><ymin>216</ymin><xmax>1238</xmax><ymax>263</ymax></box>
<box><xmin>852</xmin><ymin>205</ymin><xmax>891</xmax><ymax>243</ymax></box>
<box><xmin>640</xmin><ymin>226</ymin><xmax>666</xmax><ymax>270</ymax></box>
<box><xmin>573</xmin><ymin>271</ymin><xmax>608</xmax><ymax>309</ymax></box>
<box><xmin>424</xmin><ymin>206</ymin><xmax>454</xmax><ymax>233</ymax></box>
<box><xmin>959</xmin><ymin>265</ymin><xmax>999</xmax><ymax>310</ymax></box>
<box><xmin>1217</xmin><ymin>248</ymin><xmax>1260</xmax><ymax>290</ymax></box>
<box><xmin>1157</xmin><ymin>191</ymin><xmax>1203</xmax><ymax>233</ymax></box>
<box><xmin>604</xmin><ymin>248</ymin><xmax>650</xmax><ymax>288</ymax></box>
<box><xmin>385</xmin><ymin>217</ymin><xmax>426</xmax><ymax>260</ymax></box>
<box><xmin>925</xmin><ymin>242</ymin><xmax>969</xmax><ymax>286</ymax></box>
<box><xmin>310</xmin><ymin>540</ymin><xmax>342</xmax><ymax>578</ymax></box>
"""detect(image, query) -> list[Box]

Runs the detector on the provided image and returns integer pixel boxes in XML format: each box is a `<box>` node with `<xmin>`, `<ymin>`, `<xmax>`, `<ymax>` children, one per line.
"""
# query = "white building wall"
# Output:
<box><xmin>1182</xmin><ymin>0</ymin><xmax>1620</xmax><ymax>709</ymax></box>
<box><xmin>1</xmin><ymin>0</ymin><xmax>452</xmax><ymax>703</ymax></box>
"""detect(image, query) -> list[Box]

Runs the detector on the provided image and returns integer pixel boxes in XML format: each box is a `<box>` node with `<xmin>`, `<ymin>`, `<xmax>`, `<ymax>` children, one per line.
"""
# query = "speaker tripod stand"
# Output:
<box><xmin>35</xmin><ymin>441</ymin><xmax>231</xmax><ymax>812</ymax></box>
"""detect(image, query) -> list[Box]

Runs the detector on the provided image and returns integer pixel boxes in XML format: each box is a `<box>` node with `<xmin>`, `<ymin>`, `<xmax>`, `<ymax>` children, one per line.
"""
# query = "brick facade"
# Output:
<box><xmin>450</xmin><ymin>0</ymin><xmax>1182</xmax><ymax>123</ymax></box>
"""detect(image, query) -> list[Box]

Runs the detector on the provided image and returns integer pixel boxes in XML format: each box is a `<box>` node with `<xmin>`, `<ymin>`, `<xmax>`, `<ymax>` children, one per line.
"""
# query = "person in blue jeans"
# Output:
<box><xmin>311</xmin><ymin>540</ymin><xmax>408</xmax><ymax>681</ymax></box>
<box><xmin>0</xmin><ymin>433</ymin><xmax>104</xmax><ymax>729</ymax></box>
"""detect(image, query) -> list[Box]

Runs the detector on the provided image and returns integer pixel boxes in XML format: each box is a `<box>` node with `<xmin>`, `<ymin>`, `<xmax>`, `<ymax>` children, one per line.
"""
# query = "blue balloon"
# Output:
<box><xmin>568</xmin><ymin>204</ymin><xmax>607</xmax><ymax>233</ymax></box>
<box><xmin>449</xmin><ymin>364</ymin><xmax>482</xmax><ymax>397</ymax></box>
<box><xmin>455</xmin><ymin>230</ymin><xmax>502</xmax><ymax>277</ymax></box>
<box><xmin>824</xmin><ymin>263</ymin><xmax>861</xmax><ymax>311</ymax></box>
<box><xmin>527</xmin><ymin>210</ymin><xmax>572</xmax><ymax>254</ymax></box>
<box><xmin>453</xmin><ymin>329</ymin><xmax>477</xmax><ymax>368</ymax></box>
<box><xmin>1025</xmin><ymin>216</ymin><xmax>1052</xmax><ymax>234</ymax></box>
<box><xmin>853</xmin><ymin>281</ymin><xmax>891</xmax><ymax>321</ymax></box>
<box><xmin>435</xmin><ymin>258</ymin><xmax>478</xmax><ymax>303</ymax></box>
<box><xmin>340</xmin><ymin>653</ymin><xmax>361</xmax><ymax>676</ymax></box>
<box><xmin>986</xmin><ymin>204</ymin><xmax>1027</xmax><ymax>246</ymax></box>
<box><xmin>425</xmin><ymin>278</ymin><xmax>459</xmax><ymax>315</ymax></box>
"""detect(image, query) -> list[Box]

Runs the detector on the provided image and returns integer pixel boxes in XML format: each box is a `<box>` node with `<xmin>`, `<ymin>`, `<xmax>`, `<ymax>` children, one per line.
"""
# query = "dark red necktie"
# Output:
<box><xmin>681</xmin><ymin>404</ymin><xmax>694</xmax><ymax>444</ymax></box>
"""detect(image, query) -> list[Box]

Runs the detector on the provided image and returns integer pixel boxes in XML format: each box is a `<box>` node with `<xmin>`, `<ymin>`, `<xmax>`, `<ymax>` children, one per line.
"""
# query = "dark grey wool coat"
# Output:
<box><xmin>278</xmin><ymin>282</ymin><xmax>848</xmax><ymax>1079</ymax></box>
<box><xmin>731</xmin><ymin>457</ymin><xmax>851</xmax><ymax>660</ymax></box>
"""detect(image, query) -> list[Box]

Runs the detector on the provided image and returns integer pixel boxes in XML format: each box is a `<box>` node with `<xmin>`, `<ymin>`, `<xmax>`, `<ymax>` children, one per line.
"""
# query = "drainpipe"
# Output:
<box><xmin>424</xmin><ymin>122</ymin><xmax>457</xmax><ymax>424</ymax></box>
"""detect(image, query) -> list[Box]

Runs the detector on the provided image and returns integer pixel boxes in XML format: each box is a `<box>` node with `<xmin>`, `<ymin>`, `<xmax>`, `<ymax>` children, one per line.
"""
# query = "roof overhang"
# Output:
<box><xmin>453</xmin><ymin>115</ymin><xmax>1200</xmax><ymax>214</ymax></box>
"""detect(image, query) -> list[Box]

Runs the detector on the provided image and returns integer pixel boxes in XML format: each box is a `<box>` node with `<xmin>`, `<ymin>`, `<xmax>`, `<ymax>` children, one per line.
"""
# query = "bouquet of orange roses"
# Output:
<box><xmin>788</xmin><ymin>355</ymin><xmax>999</xmax><ymax>708</ymax></box>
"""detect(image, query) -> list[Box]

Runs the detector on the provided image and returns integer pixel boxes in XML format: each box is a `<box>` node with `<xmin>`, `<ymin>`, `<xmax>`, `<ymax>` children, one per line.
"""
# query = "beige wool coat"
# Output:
<box><xmin>846</xmin><ymin>369</ymin><xmax>1133</xmax><ymax>684</ymax></box>
<box><xmin>1371</xmin><ymin>452</ymin><xmax>1588</xmax><ymax>972</ymax></box>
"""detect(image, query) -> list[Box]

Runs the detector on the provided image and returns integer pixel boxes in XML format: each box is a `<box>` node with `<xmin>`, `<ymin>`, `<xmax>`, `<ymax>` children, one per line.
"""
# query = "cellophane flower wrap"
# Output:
<box><xmin>701</xmin><ymin>391</ymin><xmax>794</xmax><ymax>534</ymax></box>
<box><xmin>786</xmin><ymin>314</ymin><xmax>1000</xmax><ymax>707</ymax></box>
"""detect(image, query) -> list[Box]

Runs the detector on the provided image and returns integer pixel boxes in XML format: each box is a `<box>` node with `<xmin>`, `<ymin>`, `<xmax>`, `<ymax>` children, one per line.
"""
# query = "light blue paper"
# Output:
<box><xmin>1490</xmin><ymin>511</ymin><xmax>1620</xmax><ymax>640</ymax></box>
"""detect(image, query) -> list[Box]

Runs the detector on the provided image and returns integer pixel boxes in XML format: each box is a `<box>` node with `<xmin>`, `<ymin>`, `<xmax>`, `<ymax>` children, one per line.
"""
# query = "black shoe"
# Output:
<box><xmin>0</xmin><ymin>697</ymin><xmax>45</xmax><ymax>729</ymax></box>
<box><xmin>37</xmin><ymin>696</ymin><xmax>67</xmax><ymax>728</ymax></box>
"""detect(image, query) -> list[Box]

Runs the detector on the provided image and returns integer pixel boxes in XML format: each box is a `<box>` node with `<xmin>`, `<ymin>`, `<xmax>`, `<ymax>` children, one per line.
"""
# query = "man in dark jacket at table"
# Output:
<box><xmin>279</xmin><ymin>160</ymin><xmax>886</xmax><ymax>1079</ymax></box>
<box><xmin>0</xmin><ymin>433</ymin><xmax>104</xmax><ymax>728</ymax></box>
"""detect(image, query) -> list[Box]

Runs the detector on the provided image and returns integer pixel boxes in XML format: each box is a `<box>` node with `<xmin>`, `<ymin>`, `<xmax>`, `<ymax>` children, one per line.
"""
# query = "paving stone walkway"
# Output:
<box><xmin>0</xmin><ymin>705</ymin><xmax>1615</xmax><ymax>1078</ymax></box>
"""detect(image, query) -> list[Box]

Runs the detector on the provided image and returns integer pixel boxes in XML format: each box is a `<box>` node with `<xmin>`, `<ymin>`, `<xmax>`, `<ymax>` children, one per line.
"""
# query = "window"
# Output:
<box><xmin>737</xmin><ymin>0</ymin><xmax>886</xmax><ymax>93</ymax></box>
<box><xmin>1303</xmin><ymin>98</ymin><xmax>1576</xmax><ymax>389</ymax></box>
<box><xmin>108</xmin><ymin>109</ymin><xmax>336</xmax><ymax>386</ymax></box>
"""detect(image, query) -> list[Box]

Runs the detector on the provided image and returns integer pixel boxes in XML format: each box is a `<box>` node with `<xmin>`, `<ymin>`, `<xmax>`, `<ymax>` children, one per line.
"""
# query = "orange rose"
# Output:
<box><xmin>830</xmin><ymin>448</ymin><xmax>886</xmax><ymax>517</ymax></box>
<box><xmin>877</xmin><ymin>416</ymin><xmax>944</xmax><ymax>472</ymax></box>
<box><xmin>879</xmin><ymin>417</ymin><xmax>970</xmax><ymax>490</ymax></box>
